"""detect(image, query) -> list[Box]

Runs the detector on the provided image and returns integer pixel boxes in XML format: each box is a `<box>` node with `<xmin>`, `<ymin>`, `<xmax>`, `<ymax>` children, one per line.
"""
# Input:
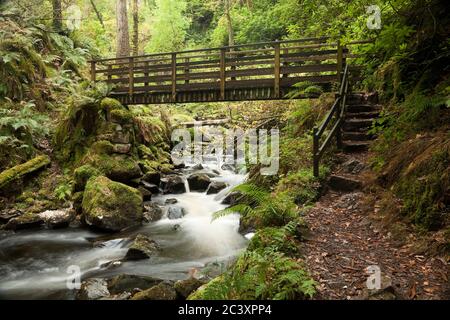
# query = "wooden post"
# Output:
<box><xmin>184</xmin><ymin>58</ymin><xmax>190</xmax><ymax>84</ymax></box>
<box><xmin>313</xmin><ymin>126</ymin><xmax>319</xmax><ymax>177</ymax></box>
<box><xmin>274</xmin><ymin>42</ymin><xmax>280</xmax><ymax>98</ymax></box>
<box><xmin>90</xmin><ymin>61</ymin><xmax>96</xmax><ymax>82</ymax></box>
<box><xmin>337</xmin><ymin>40</ymin><xmax>343</xmax><ymax>84</ymax></box>
<box><xmin>336</xmin><ymin>117</ymin><xmax>343</xmax><ymax>150</ymax></box>
<box><xmin>129</xmin><ymin>57</ymin><xmax>134</xmax><ymax>97</ymax></box>
<box><xmin>107</xmin><ymin>64</ymin><xmax>112</xmax><ymax>82</ymax></box>
<box><xmin>220</xmin><ymin>48</ymin><xmax>226</xmax><ymax>100</ymax></box>
<box><xmin>171</xmin><ymin>53</ymin><xmax>177</xmax><ymax>102</ymax></box>
<box><xmin>144</xmin><ymin>61</ymin><xmax>149</xmax><ymax>88</ymax></box>
<box><xmin>229</xmin><ymin>48</ymin><xmax>236</xmax><ymax>81</ymax></box>
<box><xmin>282</xmin><ymin>48</ymin><xmax>289</xmax><ymax>78</ymax></box>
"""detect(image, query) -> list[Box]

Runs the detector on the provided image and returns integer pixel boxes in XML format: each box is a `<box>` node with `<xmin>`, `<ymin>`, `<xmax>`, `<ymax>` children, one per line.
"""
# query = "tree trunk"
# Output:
<box><xmin>52</xmin><ymin>0</ymin><xmax>62</xmax><ymax>31</ymax></box>
<box><xmin>132</xmin><ymin>0</ymin><xmax>139</xmax><ymax>56</ymax></box>
<box><xmin>116</xmin><ymin>0</ymin><xmax>130</xmax><ymax>57</ymax></box>
<box><xmin>89</xmin><ymin>0</ymin><xmax>105</xmax><ymax>29</ymax></box>
<box><xmin>224</xmin><ymin>0</ymin><xmax>234</xmax><ymax>46</ymax></box>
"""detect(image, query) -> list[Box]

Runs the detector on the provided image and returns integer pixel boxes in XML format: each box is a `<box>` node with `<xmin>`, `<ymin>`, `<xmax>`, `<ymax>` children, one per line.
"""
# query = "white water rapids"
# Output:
<box><xmin>0</xmin><ymin>162</ymin><xmax>248</xmax><ymax>299</ymax></box>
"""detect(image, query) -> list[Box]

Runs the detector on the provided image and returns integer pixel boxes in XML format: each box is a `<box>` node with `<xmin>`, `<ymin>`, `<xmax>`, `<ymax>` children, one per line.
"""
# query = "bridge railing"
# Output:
<box><xmin>312</xmin><ymin>64</ymin><xmax>350</xmax><ymax>177</ymax></box>
<box><xmin>89</xmin><ymin>38</ymin><xmax>365</xmax><ymax>103</ymax></box>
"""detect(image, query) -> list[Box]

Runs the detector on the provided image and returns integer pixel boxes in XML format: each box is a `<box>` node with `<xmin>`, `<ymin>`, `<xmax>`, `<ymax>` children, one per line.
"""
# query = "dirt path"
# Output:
<box><xmin>302</xmin><ymin>152</ymin><xmax>449</xmax><ymax>300</ymax></box>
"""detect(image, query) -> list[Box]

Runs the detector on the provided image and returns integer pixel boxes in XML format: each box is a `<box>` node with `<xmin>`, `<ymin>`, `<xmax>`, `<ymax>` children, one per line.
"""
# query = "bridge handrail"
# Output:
<box><xmin>89</xmin><ymin>37</ymin><xmax>331</xmax><ymax>63</ymax></box>
<box><xmin>312</xmin><ymin>63</ymin><xmax>350</xmax><ymax>177</ymax></box>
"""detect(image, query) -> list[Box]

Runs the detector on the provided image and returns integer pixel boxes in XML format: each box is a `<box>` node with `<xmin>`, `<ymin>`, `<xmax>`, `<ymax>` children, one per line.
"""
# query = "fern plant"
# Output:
<box><xmin>213</xmin><ymin>183</ymin><xmax>298</xmax><ymax>228</ymax></box>
<box><xmin>285</xmin><ymin>81</ymin><xmax>323</xmax><ymax>99</ymax></box>
<box><xmin>193</xmin><ymin>250</ymin><xmax>316</xmax><ymax>300</ymax></box>
<box><xmin>0</xmin><ymin>101</ymin><xmax>49</xmax><ymax>148</ymax></box>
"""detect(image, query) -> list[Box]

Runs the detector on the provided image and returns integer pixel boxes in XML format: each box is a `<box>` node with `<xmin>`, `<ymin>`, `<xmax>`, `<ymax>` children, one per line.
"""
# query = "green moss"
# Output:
<box><xmin>394</xmin><ymin>148</ymin><xmax>449</xmax><ymax>229</ymax></box>
<box><xmin>74</xmin><ymin>164</ymin><xmax>101</xmax><ymax>191</ymax></box>
<box><xmin>247</xmin><ymin>224</ymin><xmax>299</xmax><ymax>256</ymax></box>
<box><xmin>82</xmin><ymin>176</ymin><xmax>143</xmax><ymax>231</ymax></box>
<box><xmin>83</xmin><ymin>153</ymin><xmax>142</xmax><ymax>183</ymax></box>
<box><xmin>100</xmin><ymin>98</ymin><xmax>123</xmax><ymax>112</ymax></box>
<box><xmin>54</xmin><ymin>102</ymin><xmax>100</xmax><ymax>164</ymax></box>
<box><xmin>110</xmin><ymin>109</ymin><xmax>133</xmax><ymax>124</ymax></box>
<box><xmin>188</xmin><ymin>250</ymin><xmax>315</xmax><ymax>300</ymax></box>
<box><xmin>0</xmin><ymin>155</ymin><xmax>50</xmax><ymax>189</ymax></box>
<box><xmin>90</xmin><ymin>140</ymin><xmax>114</xmax><ymax>155</ymax></box>
<box><xmin>275</xmin><ymin>168</ymin><xmax>327</xmax><ymax>205</ymax></box>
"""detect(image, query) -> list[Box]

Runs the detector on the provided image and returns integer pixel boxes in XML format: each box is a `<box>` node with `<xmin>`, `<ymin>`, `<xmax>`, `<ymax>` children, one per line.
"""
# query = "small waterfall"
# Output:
<box><xmin>184</xmin><ymin>177</ymin><xmax>191</xmax><ymax>193</ymax></box>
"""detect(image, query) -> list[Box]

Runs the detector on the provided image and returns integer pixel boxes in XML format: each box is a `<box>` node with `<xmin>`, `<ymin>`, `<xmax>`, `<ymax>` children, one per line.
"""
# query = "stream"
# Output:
<box><xmin>0</xmin><ymin>161</ymin><xmax>248</xmax><ymax>299</ymax></box>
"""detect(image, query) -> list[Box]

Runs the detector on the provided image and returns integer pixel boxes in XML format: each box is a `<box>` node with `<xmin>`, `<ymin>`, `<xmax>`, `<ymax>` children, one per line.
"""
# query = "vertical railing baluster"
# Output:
<box><xmin>171</xmin><ymin>53</ymin><xmax>177</xmax><ymax>102</ymax></box>
<box><xmin>313</xmin><ymin>126</ymin><xmax>319</xmax><ymax>177</ymax></box>
<box><xmin>107</xmin><ymin>64</ymin><xmax>112</xmax><ymax>82</ymax></box>
<box><xmin>129</xmin><ymin>57</ymin><xmax>134</xmax><ymax>98</ymax></box>
<box><xmin>274</xmin><ymin>41</ymin><xmax>281</xmax><ymax>98</ymax></box>
<box><xmin>144</xmin><ymin>61</ymin><xmax>149</xmax><ymax>88</ymax></box>
<box><xmin>282</xmin><ymin>48</ymin><xmax>289</xmax><ymax>78</ymax></box>
<box><xmin>229</xmin><ymin>48</ymin><xmax>236</xmax><ymax>81</ymax></box>
<box><xmin>337</xmin><ymin>40</ymin><xmax>343</xmax><ymax>84</ymax></box>
<box><xmin>185</xmin><ymin>57</ymin><xmax>190</xmax><ymax>84</ymax></box>
<box><xmin>90</xmin><ymin>61</ymin><xmax>96</xmax><ymax>82</ymax></box>
<box><xmin>220</xmin><ymin>48</ymin><xmax>226</xmax><ymax>100</ymax></box>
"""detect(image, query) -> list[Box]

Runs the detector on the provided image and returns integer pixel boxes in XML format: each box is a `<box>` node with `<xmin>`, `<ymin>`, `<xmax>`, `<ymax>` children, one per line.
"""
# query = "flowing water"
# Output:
<box><xmin>0</xmin><ymin>162</ymin><xmax>248</xmax><ymax>299</ymax></box>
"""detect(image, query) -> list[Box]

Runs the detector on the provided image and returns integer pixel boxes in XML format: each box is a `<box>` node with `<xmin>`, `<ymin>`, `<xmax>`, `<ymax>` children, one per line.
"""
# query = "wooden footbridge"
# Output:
<box><xmin>90</xmin><ymin>37</ymin><xmax>369</xmax><ymax>105</ymax></box>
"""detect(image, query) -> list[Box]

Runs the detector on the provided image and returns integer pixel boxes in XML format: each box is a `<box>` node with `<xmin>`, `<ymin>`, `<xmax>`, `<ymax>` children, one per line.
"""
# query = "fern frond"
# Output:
<box><xmin>232</xmin><ymin>183</ymin><xmax>269</xmax><ymax>205</ymax></box>
<box><xmin>212</xmin><ymin>204</ymin><xmax>253</xmax><ymax>221</ymax></box>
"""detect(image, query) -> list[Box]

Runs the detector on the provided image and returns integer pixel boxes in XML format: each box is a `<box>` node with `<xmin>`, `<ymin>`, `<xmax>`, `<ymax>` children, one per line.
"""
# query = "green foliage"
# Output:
<box><xmin>248</xmin><ymin>221</ymin><xmax>302</xmax><ymax>255</ymax></box>
<box><xmin>190</xmin><ymin>249</ymin><xmax>315</xmax><ymax>300</ymax></box>
<box><xmin>0</xmin><ymin>155</ymin><xmax>50</xmax><ymax>189</ymax></box>
<box><xmin>213</xmin><ymin>183</ymin><xmax>298</xmax><ymax>228</ymax></box>
<box><xmin>286</xmin><ymin>82</ymin><xmax>324</xmax><ymax>99</ymax></box>
<box><xmin>276</xmin><ymin>168</ymin><xmax>326</xmax><ymax>205</ymax></box>
<box><xmin>0</xmin><ymin>101</ymin><xmax>49</xmax><ymax>169</ymax></box>
<box><xmin>0</xmin><ymin>39</ymin><xmax>46</xmax><ymax>101</ymax></box>
<box><xmin>370</xmin><ymin>92</ymin><xmax>448</xmax><ymax>168</ymax></box>
<box><xmin>54</xmin><ymin>181</ymin><xmax>72</xmax><ymax>201</ymax></box>
<box><xmin>145</xmin><ymin>0</ymin><xmax>189</xmax><ymax>52</ymax></box>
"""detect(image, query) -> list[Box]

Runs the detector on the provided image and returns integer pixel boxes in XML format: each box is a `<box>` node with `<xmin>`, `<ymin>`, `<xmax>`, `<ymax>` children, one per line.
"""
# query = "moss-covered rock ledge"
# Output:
<box><xmin>0</xmin><ymin>155</ymin><xmax>50</xmax><ymax>190</ymax></box>
<box><xmin>82</xmin><ymin>176</ymin><xmax>143</xmax><ymax>232</ymax></box>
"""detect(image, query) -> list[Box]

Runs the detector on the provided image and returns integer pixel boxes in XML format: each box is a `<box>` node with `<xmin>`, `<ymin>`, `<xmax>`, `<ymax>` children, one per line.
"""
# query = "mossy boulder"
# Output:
<box><xmin>90</xmin><ymin>140</ymin><xmax>115</xmax><ymax>155</ymax></box>
<box><xmin>143</xmin><ymin>203</ymin><xmax>163</xmax><ymax>222</ymax></box>
<box><xmin>100</xmin><ymin>98</ymin><xmax>123</xmax><ymax>112</ymax></box>
<box><xmin>124</xmin><ymin>234</ymin><xmax>160</xmax><ymax>261</ymax></box>
<box><xmin>131</xmin><ymin>282</ymin><xmax>177</xmax><ymax>300</ymax></box>
<box><xmin>187</xmin><ymin>275</ymin><xmax>224</xmax><ymax>300</ymax></box>
<box><xmin>82</xmin><ymin>176</ymin><xmax>143</xmax><ymax>232</ymax></box>
<box><xmin>0</xmin><ymin>155</ymin><xmax>50</xmax><ymax>190</ymax></box>
<box><xmin>74</xmin><ymin>165</ymin><xmax>101</xmax><ymax>192</ymax></box>
<box><xmin>107</xmin><ymin>274</ymin><xmax>162</xmax><ymax>295</ymax></box>
<box><xmin>3</xmin><ymin>212</ymin><xmax>44</xmax><ymax>230</ymax></box>
<box><xmin>174</xmin><ymin>277</ymin><xmax>206</xmax><ymax>299</ymax></box>
<box><xmin>76</xmin><ymin>278</ymin><xmax>110</xmax><ymax>300</ymax></box>
<box><xmin>110</xmin><ymin>109</ymin><xmax>133</xmax><ymax>124</ymax></box>
<box><xmin>84</xmin><ymin>153</ymin><xmax>142</xmax><ymax>184</ymax></box>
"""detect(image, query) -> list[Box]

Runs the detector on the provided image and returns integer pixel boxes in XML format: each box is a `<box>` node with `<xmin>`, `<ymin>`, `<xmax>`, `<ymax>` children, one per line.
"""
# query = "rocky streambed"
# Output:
<box><xmin>0</xmin><ymin>162</ymin><xmax>248</xmax><ymax>300</ymax></box>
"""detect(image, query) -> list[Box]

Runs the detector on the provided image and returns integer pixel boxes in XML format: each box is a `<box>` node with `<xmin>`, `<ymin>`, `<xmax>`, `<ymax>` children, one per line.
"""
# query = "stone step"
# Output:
<box><xmin>345</xmin><ymin>111</ymin><xmax>379</xmax><ymax>119</ymax></box>
<box><xmin>346</xmin><ymin>104</ymin><xmax>381</xmax><ymax>113</ymax></box>
<box><xmin>342</xmin><ymin>131</ymin><xmax>373</xmax><ymax>141</ymax></box>
<box><xmin>328</xmin><ymin>175</ymin><xmax>363</xmax><ymax>192</ymax></box>
<box><xmin>343</xmin><ymin>119</ymin><xmax>373</xmax><ymax>131</ymax></box>
<box><xmin>342</xmin><ymin>141</ymin><xmax>371</xmax><ymax>152</ymax></box>
<box><xmin>346</xmin><ymin>92</ymin><xmax>379</xmax><ymax>104</ymax></box>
